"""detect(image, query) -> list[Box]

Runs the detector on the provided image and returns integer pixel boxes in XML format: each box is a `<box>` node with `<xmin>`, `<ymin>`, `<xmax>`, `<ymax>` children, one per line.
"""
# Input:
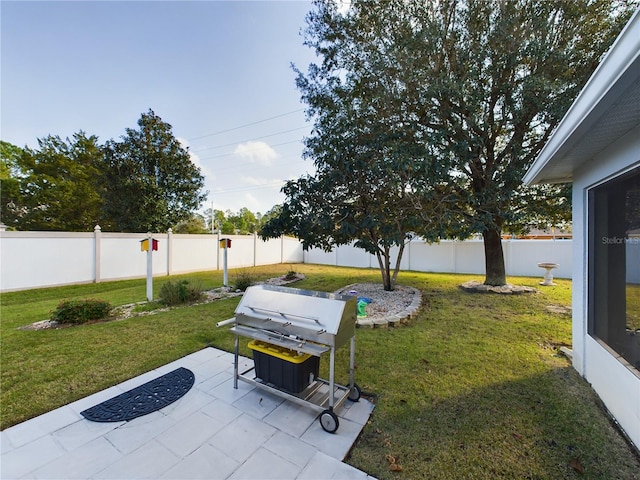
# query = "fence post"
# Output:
<box><xmin>167</xmin><ymin>228</ymin><xmax>173</xmax><ymax>276</ymax></box>
<box><xmin>145</xmin><ymin>232</ymin><xmax>154</xmax><ymax>301</ymax></box>
<box><xmin>503</xmin><ymin>238</ymin><xmax>510</xmax><ymax>277</ymax></box>
<box><xmin>216</xmin><ymin>231</ymin><xmax>221</xmax><ymax>271</ymax></box>
<box><xmin>254</xmin><ymin>232</ymin><xmax>258</xmax><ymax>266</ymax></box>
<box><xmin>451</xmin><ymin>240</ymin><xmax>457</xmax><ymax>273</ymax></box>
<box><xmin>94</xmin><ymin>225</ymin><xmax>101</xmax><ymax>283</ymax></box>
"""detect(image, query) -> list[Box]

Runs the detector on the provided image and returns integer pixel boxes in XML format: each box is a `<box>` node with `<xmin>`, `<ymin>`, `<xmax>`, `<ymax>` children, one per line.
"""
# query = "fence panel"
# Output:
<box><xmin>99</xmin><ymin>233</ymin><xmax>158</xmax><ymax>282</ymax></box>
<box><xmin>508</xmin><ymin>239</ymin><xmax>572</xmax><ymax>279</ymax></box>
<box><xmin>222</xmin><ymin>235</ymin><xmax>255</xmax><ymax>268</ymax></box>
<box><xmin>0</xmin><ymin>232</ymin><xmax>95</xmax><ymax>291</ymax></box>
<box><xmin>304</xmin><ymin>239</ymin><xmax>573</xmax><ymax>279</ymax></box>
<box><xmin>303</xmin><ymin>248</ymin><xmax>337</xmax><ymax>266</ymax></box>
<box><xmin>335</xmin><ymin>244</ymin><xmax>371</xmax><ymax>268</ymax></box>
<box><xmin>252</xmin><ymin>236</ymin><xmax>277</xmax><ymax>265</ymax></box>
<box><xmin>171</xmin><ymin>234</ymin><xmax>217</xmax><ymax>274</ymax></box>
<box><xmin>281</xmin><ymin>237</ymin><xmax>305</xmax><ymax>264</ymax></box>
<box><xmin>408</xmin><ymin>241</ymin><xmax>454</xmax><ymax>273</ymax></box>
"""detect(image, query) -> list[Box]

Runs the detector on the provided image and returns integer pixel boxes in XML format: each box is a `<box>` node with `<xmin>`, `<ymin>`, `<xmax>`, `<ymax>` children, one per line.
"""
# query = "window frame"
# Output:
<box><xmin>587</xmin><ymin>165</ymin><xmax>640</xmax><ymax>374</ymax></box>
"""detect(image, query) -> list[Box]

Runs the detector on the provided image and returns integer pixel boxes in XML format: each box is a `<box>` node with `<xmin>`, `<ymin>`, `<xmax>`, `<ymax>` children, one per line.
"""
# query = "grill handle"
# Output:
<box><xmin>247</xmin><ymin>306</ymin><xmax>321</xmax><ymax>324</ymax></box>
<box><xmin>216</xmin><ymin>317</ymin><xmax>236</xmax><ymax>327</ymax></box>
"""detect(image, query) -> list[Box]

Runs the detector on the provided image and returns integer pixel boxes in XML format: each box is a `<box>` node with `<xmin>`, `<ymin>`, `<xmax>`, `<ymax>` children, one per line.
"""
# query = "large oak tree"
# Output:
<box><xmin>286</xmin><ymin>0</ymin><xmax>633</xmax><ymax>285</ymax></box>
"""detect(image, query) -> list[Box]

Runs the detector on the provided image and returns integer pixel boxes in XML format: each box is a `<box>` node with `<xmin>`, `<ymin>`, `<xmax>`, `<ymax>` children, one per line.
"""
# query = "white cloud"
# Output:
<box><xmin>240</xmin><ymin>175</ymin><xmax>286</xmax><ymax>188</ymax></box>
<box><xmin>233</xmin><ymin>141</ymin><xmax>278</xmax><ymax>166</ymax></box>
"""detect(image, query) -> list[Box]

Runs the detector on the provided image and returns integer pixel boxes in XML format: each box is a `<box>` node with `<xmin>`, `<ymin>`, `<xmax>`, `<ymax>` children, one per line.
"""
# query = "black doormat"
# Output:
<box><xmin>81</xmin><ymin>367</ymin><xmax>195</xmax><ymax>422</ymax></box>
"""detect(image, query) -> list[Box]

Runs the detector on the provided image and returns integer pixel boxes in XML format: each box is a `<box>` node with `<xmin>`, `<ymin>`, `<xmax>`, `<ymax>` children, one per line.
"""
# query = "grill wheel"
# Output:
<box><xmin>348</xmin><ymin>383</ymin><xmax>361</xmax><ymax>402</ymax></box>
<box><xmin>319</xmin><ymin>409</ymin><xmax>339</xmax><ymax>433</ymax></box>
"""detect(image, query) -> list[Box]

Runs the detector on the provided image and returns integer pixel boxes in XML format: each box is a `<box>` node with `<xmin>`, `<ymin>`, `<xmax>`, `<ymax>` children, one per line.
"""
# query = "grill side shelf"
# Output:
<box><xmin>229</xmin><ymin>325</ymin><xmax>330</xmax><ymax>357</ymax></box>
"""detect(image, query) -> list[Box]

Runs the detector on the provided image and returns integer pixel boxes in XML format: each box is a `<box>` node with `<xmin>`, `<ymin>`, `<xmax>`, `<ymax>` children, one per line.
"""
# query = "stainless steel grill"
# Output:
<box><xmin>217</xmin><ymin>284</ymin><xmax>361</xmax><ymax>433</ymax></box>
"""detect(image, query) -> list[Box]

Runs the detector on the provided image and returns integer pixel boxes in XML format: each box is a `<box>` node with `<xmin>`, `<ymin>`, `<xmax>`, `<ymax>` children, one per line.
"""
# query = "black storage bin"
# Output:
<box><xmin>248</xmin><ymin>340</ymin><xmax>320</xmax><ymax>393</ymax></box>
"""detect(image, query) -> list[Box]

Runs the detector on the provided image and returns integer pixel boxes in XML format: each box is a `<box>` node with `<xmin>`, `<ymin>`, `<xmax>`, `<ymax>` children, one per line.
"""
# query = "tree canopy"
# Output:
<box><xmin>260</xmin><ymin>71</ymin><xmax>448</xmax><ymax>289</ymax></box>
<box><xmin>1</xmin><ymin>110</ymin><xmax>207</xmax><ymax>232</ymax></box>
<box><xmin>265</xmin><ymin>0</ymin><xmax>634</xmax><ymax>286</ymax></box>
<box><xmin>0</xmin><ymin>141</ymin><xmax>25</xmax><ymax>228</ymax></box>
<box><xmin>0</xmin><ymin>133</ymin><xmax>104</xmax><ymax>231</ymax></box>
<box><xmin>102</xmin><ymin>110</ymin><xmax>207</xmax><ymax>232</ymax></box>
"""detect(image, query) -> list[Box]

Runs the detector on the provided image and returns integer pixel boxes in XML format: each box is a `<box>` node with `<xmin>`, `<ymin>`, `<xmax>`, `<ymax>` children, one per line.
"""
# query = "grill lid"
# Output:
<box><xmin>234</xmin><ymin>284</ymin><xmax>357</xmax><ymax>348</ymax></box>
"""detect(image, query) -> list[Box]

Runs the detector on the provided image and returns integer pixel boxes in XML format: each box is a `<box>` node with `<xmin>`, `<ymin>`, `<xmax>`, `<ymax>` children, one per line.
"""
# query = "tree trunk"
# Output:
<box><xmin>482</xmin><ymin>228</ymin><xmax>506</xmax><ymax>286</ymax></box>
<box><xmin>391</xmin><ymin>241</ymin><xmax>405</xmax><ymax>287</ymax></box>
<box><xmin>375</xmin><ymin>246</ymin><xmax>393</xmax><ymax>291</ymax></box>
<box><xmin>374</xmin><ymin>243</ymin><xmax>407</xmax><ymax>291</ymax></box>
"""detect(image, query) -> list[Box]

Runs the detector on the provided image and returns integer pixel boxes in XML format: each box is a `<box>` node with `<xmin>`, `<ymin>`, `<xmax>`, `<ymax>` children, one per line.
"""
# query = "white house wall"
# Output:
<box><xmin>585</xmin><ymin>337</ymin><xmax>640</xmax><ymax>449</ymax></box>
<box><xmin>573</xmin><ymin>123</ymin><xmax>640</xmax><ymax>450</ymax></box>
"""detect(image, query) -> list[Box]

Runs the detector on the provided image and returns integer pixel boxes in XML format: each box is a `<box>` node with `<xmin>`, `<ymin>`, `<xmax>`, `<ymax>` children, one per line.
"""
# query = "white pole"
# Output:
<box><xmin>223</xmin><ymin>241</ymin><xmax>228</xmax><ymax>287</ymax></box>
<box><xmin>211</xmin><ymin>202</ymin><xmax>216</xmax><ymax>233</ymax></box>
<box><xmin>146</xmin><ymin>233</ymin><xmax>153</xmax><ymax>301</ymax></box>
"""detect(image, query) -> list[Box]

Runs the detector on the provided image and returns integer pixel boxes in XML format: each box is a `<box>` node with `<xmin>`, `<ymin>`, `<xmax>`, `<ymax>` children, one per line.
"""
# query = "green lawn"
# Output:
<box><xmin>628</xmin><ymin>283</ymin><xmax>640</xmax><ymax>330</ymax></box>
<box><xmin>1</xmin><ymin>264</ymin><xmax>638</xmax><ymax>479</ymax></box>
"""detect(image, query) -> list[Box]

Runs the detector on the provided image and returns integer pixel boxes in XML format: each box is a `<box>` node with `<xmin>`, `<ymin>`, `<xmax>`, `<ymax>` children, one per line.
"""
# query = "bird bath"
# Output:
<box><xmin>537</xmin><ymin>263</ymin><xmax>559</xmax><ymax>286</ymax></box>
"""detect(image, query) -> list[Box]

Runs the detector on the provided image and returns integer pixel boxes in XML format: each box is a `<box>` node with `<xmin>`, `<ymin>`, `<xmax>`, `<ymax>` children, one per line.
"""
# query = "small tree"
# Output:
<box><xmin>261</xmin><ymin>1</ymin><xmax>455</xmax><ymax>291</ymax></box>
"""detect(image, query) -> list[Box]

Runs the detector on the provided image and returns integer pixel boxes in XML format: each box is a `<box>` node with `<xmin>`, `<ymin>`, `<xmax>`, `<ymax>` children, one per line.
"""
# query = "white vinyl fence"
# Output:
<box><xmin>305</xmin><ymin>238</ymin><xmax>636</xmax><ymax>284</ymax></box>
<box><xmin>304</xmin><ymin>239</ymin><xmax>575</xmax><ymax>281</ymax></box>
<box><xmin>0</xmin><ymin>227</ymin><xmax>303</xmax><ymax>292</ymax></box>
<box><xmin>10</xmin><ymin>229</ymin><xmax>639</xmax><ymax>292</ymax></box>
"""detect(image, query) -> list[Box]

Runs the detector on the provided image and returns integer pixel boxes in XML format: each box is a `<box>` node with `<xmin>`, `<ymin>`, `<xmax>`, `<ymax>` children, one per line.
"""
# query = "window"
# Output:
<box><xmin>589</xmin><ymin>166</ymin><xmax>640</xmax><ymax>371</ymax></box>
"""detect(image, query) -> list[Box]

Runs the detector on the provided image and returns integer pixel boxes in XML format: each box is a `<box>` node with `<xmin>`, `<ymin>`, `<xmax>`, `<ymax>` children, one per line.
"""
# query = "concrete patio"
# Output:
<box><xmin>0</xmin><ymin>347</ymin><xmax>376</xmax><ymax>479</ymax></box>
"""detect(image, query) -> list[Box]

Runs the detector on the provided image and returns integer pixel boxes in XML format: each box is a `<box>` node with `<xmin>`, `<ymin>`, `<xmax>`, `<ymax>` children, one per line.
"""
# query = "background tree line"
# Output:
<box><xmin>1</xmin><ymin>110</ymin><xmax>207</xmax><ymax>233</ymax></box>
<box><xmin>177</xmin><ymin>205</ymin><xmax>282</xmax><ymax>235</ymax></box>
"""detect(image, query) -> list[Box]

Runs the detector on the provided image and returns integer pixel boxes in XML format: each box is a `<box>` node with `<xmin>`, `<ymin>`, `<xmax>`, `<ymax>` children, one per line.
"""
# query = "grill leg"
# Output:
<box><xmin>329</xmin><ymin>347</ymin><xmax>335</xmax><ymax>409</ymax></box>
<box><xmin>233</xmin><ymin>335</ymin><xmax>239</xmax><ymax>389</ymax></box>
<box><xmin>349</xmin><ymin>336</ymin><xmax>355</xmax><ymax>388</ymax></box>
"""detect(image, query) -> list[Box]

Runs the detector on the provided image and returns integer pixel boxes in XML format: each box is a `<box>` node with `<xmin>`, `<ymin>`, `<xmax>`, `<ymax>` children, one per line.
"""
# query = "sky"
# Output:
<box><xmin>1</xmin><ymin>0</ymin><xmax>320</xmax><ymax>216</ymax></box>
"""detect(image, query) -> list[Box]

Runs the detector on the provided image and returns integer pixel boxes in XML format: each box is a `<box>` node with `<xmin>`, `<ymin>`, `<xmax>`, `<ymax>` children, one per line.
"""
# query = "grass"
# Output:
<box><xmin>628</xmin><ymin>284</ymin><xmax>640</xmax><ymax>330</ymax></box>
<box><xmin>1</xmin><ymin>264</ymin><xmax>638</xmax><ymax>479</ymax></box>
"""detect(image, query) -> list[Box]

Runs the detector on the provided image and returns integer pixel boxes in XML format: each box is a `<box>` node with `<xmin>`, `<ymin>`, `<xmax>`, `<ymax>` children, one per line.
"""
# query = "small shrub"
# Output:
<box><xmin>233</xmin><ymin>270</ymin><xmax>255</xmax><ymax>292</ymax></box>
<box><xmin>284</xmin><ymin>270</ymin><xmax>298</xmax><ymax>281</ymax></box>
<box><xmin>159</xmin><ymin>279</ymin><xmax>203</xmax><ymax>306</ymax></box>
<box><xmin>51</xmin><ymin>299</ymin><xmax>112</xmax><ymax>324</ymax></box>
